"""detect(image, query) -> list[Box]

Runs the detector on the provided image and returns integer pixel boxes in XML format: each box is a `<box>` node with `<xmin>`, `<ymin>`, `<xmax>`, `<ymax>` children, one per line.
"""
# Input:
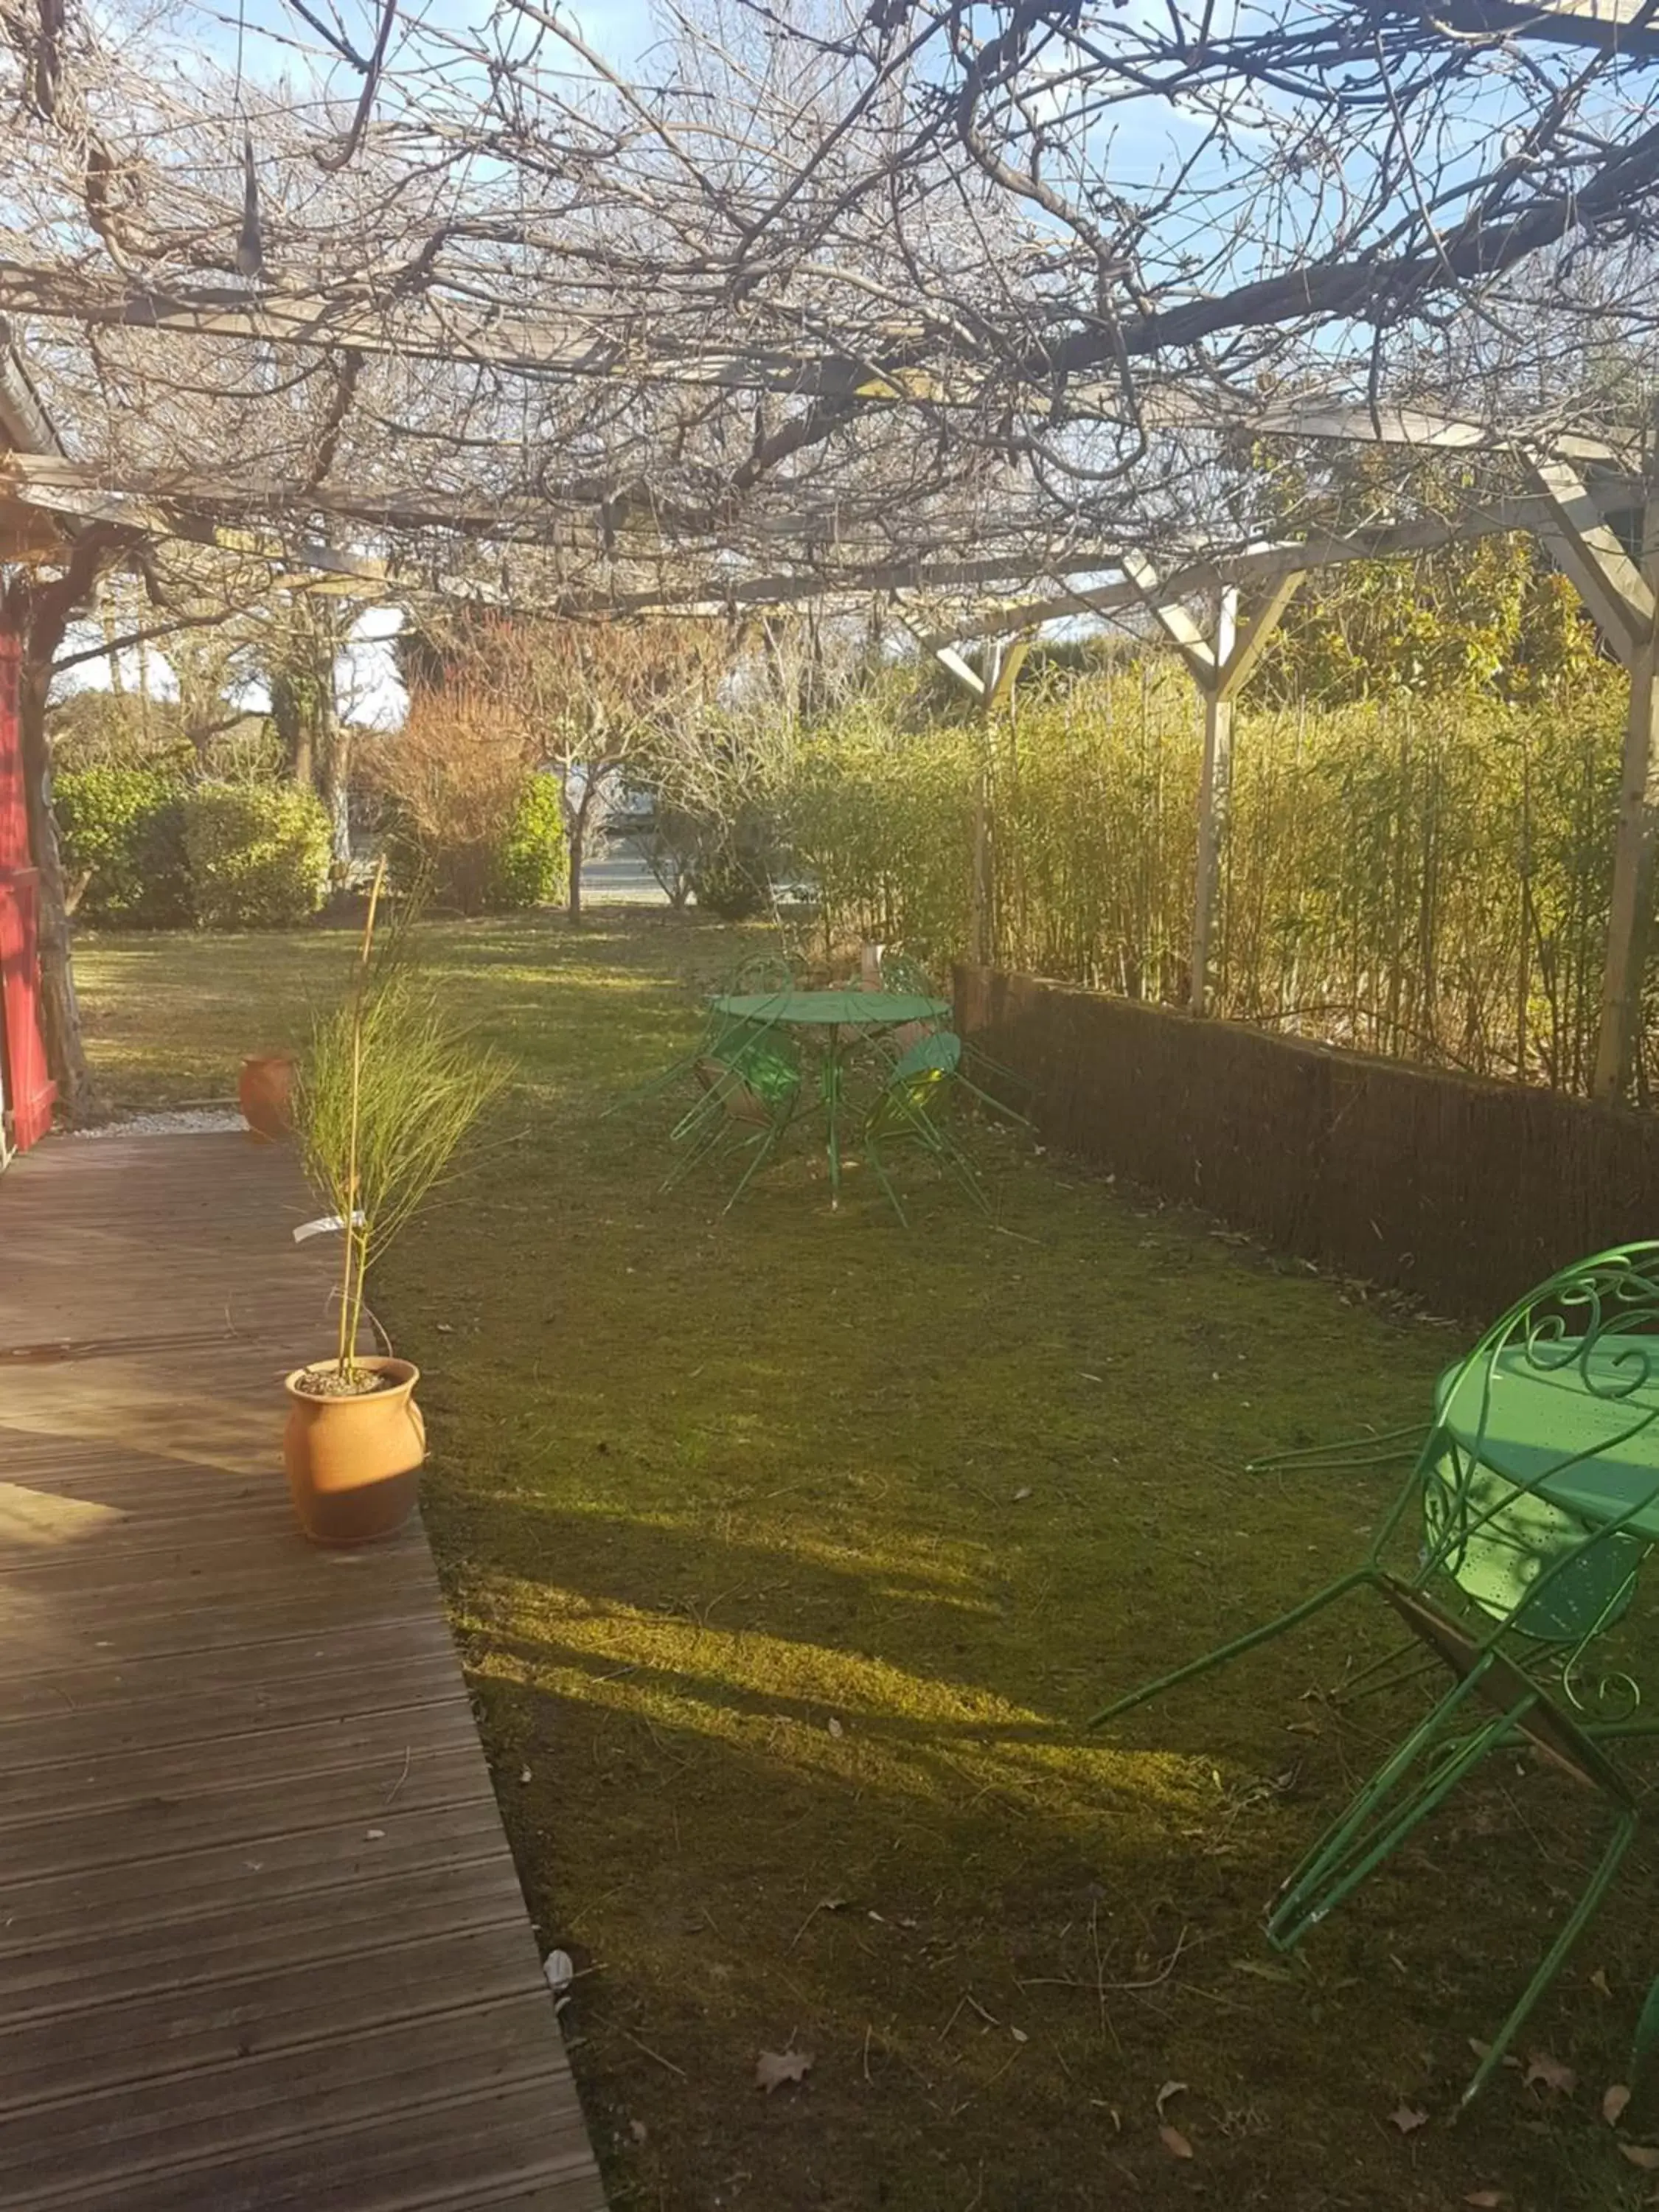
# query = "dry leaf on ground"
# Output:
<box><xmin>1606</xmin><ymin>2084</ymin><xmax>1633</xmax><ymax>2126</ymax></box>
<box><xmin>1155</xmin><ymin>2080</ymin><xmax>1187</xmax><ymax>2121</ymax></box>
<box><xmin>1593</xmin><ymin>1966</ymin><xmax>1613</xmax><ymax>1997</ymax></box>
<box><xmin>1388</xmin><ymin>2104</ymin><xmax>1429</xmax><ymax>2135</ymax></box>
<box><xmin>1467</xmin><ymin>2038</ymin><xmax>1522</xmax><ymax>2071</ymax></box>
<box><xmin>755</xmin><ymin>2048</ymin><xmax>814</xmax><ymax>2093</ymax></box>
<box><xmin>1158</xmin><ymin>2125</ymin><xmax>1194</xmax><ymax>2159</ymax></box>
<box><xmin>1464</xmin><ymin>2192</ymin><xmax>1506</xmax><ymax>2208</ymax></box>
<box><xmin>1524</xmin><ymin>2051</ymin><xmax>1576</xmax><ymax>2096</ymax></box>
<box><xmin>1618</xmin><ymin>2143</ymin><xmax>1659</xmax><ymax>2171</ymax></box>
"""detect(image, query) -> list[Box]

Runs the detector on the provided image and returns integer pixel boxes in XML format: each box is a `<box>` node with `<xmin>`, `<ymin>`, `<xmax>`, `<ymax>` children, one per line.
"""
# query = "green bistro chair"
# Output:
<box><xmin>723</xmin><ymin>952</ymin><xmax>799</xmax><ymax>997</ymax></box>
<box><xmin>1092</xmin><ymin>1242</ymin><xmax>1659</xmax><ymax>2103</ymax></box>
<box><xmin>664</xmin><ymin>1029</ymin><xmax>804</xmax><ymax>1210</ymax></box>
<box><xmin>860</xmin><ymin>955</ymin><xmax>1031</xmax><ymax>1133</ymax></box>
<box><xmin>606</xmin><ymin>954</ymin><xmax>796</xmax><ymax>1119</ymax></box>
<box><xmin>862</xmin><ymin>1031</ymin><xmax>990</xmax><ymax>1226</ymax></box>
<box><xmin>877</xmin><ymin>949</ymin><xmax>1034</xmax><ymax>1127</ymax></box>
<box><xmin>700</xmin><ymin>953</ymin><xmax>798</xmax><ymax>1058</ymax></box>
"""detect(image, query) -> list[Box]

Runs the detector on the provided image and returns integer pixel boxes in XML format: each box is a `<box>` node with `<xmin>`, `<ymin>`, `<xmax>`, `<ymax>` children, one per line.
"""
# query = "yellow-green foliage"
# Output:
<box><xmin>791</xmin><ymin>655</ymin><xmax>1628</xmax><ymax>1090</ymax></box>
<box><xmin>180</xmin><ymin>782</ymin><xmax>333</xmax><ymax>929</ymax></box>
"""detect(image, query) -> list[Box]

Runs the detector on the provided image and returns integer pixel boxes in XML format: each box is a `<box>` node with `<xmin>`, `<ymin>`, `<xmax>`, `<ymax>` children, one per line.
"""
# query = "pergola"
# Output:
<box><xmin>3</xmin><ymin>324</ymin><xmax>1653</xmax><ymax>1108</ymax></box>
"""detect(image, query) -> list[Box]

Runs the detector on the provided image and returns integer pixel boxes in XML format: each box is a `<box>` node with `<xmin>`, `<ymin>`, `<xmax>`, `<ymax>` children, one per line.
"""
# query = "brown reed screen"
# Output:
<box><xmin>956</xmin><ymin>966</ymin><xmax>1659</xmax><ymax>1319</ymax></box>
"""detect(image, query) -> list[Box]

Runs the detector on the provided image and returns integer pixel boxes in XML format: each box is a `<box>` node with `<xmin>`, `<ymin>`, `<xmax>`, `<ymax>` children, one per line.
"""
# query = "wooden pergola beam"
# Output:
<box><xmin>1433</xmin><ymin>0</ymin><xmax>1659</xmax><ymax>57</ymax></box>
<box><xmin>918</xmin><ymin>499</ymin><xmax>1559</xmax><ymax>652</ymax></box>
<box><xmin>13</xmin><ymin>338</ymin><xmax>1659</xmax><ymax>1100</ymax></box>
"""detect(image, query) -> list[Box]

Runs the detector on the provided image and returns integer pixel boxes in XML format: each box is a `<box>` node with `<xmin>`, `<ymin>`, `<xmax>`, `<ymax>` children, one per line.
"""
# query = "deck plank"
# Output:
<box><xmin>0</xmin><ymin>1133</ymin><xmax>605</xmax><ymax>2212</ymax></box>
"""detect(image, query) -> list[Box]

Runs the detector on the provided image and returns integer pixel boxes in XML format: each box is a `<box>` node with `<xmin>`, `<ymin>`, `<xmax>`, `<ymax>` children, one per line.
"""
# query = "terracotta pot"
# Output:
<box><xmin>282</xmin><ymin>1357</ymin><xmax>425</xmax><ymax>1545</ymax></box>
<box><xmin>240</xmin><ymin>1053</ymin><xmax>296</xmax><ymax>1142</ymax></box>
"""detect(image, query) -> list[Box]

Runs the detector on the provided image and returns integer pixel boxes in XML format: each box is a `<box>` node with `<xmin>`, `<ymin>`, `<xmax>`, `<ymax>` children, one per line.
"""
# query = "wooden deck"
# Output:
<box><xmin>0</xmin><ymin>1131</ymin><xmax>606</xmax><ymax>2212</ymax></box>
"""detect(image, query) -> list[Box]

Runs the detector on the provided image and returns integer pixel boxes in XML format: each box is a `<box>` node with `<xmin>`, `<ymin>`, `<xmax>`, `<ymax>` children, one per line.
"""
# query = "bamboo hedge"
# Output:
<box><xmin>787</xmin><ymin>657</ymin><xmax>1636</xmax><ymax>1098</ymax></box>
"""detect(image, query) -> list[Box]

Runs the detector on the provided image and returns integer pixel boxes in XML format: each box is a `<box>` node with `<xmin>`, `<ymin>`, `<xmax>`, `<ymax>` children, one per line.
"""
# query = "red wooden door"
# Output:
<box><xmin>0</xmin><ymin>619</ymin><xmax>55</xmax><ymax>1152</ymax></box>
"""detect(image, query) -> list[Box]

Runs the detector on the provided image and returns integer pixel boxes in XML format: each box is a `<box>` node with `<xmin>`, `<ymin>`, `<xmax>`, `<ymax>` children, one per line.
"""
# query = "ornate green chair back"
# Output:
<box><xmin>878</xmin><ymin>950</ymin><xmax>941</xmax><ymax>1000</ymax></box>
<box><xmin>868</xmin><ymin>1031</ymin><xmax>961</xmax><ymax>1140</ymax></box>
<box><xmin>728</xmin><ymin>954</ymin><xmax>798</xmax><ymax>995</ymax></box>
<box><xmin>1416</xmin><ymin>1243</ymin><xmax>1659</xmax><ymax>1646</ymax></box>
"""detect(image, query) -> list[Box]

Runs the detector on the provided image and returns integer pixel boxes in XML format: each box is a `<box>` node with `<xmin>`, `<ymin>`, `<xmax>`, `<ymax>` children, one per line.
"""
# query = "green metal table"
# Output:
<box><xmin>1438</xmin><ymin>1336</ymin><xmax>1659</xmax><ymax>1539</ymax></box>
<box><xmin>709</xmin><ymin>989</ymin><xmax>950</xmax><ymax>1204</ymax></box>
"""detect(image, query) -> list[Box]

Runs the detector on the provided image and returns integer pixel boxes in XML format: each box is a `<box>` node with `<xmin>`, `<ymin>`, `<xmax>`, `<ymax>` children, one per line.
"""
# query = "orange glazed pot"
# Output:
<box><xmin>282</xmin><ymin>1357</ymin><xmax>425</xmax><ymax>1545</ymax></box>
<box><xmin>240</xmin><ymin>1053</ymin><xmax>296</xmax><ymax>1142</ymax></box>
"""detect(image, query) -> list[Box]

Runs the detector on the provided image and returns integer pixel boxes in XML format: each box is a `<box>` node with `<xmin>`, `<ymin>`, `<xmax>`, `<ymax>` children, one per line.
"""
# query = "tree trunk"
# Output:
<box><xmin>320</xmin><ymin>712</ymin><xmax>352</xmax><ymax>877</ymax></box>
<box><xmin>4</xmin><ymin>541</ymin><xmax>136</xmax><ymax>1125</ymax></box>
<box><xmin>99</xmin><ymin>583</ymin><xmax>125</xmax><ymax>697</ymax></box>
<box><xmin>15</xmin><ymin>631</ymin><xmax>103</xmax><ymax>1121</ymax></box>
<box><xmin>271</xmin><ymin>671</ymin><xmax>316</xmax><ymax>790</ymax></box>
<box><xmin>567</xmin><ymin>819</ymin><xmax>584</xmax><ymax>923</ymax></box>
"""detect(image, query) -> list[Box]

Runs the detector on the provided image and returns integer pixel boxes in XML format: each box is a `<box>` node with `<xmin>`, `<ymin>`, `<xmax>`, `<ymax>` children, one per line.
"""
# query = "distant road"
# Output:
<box><xmin>584</xmin><ymin>837</ymin><xmax>670</xmax><ymax>906</ymax></box>
<box><xmin>581</xmin><ymin>833</ymin><xmax>816</xmax><ymax>912</ymax></box>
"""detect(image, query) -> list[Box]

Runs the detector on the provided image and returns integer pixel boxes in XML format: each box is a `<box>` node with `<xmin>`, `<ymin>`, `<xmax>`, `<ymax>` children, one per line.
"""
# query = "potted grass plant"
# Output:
<box><xmin>285</xmin><ymin>868</ymin><xmax>509</xmax><ymax>1543</ymax></box>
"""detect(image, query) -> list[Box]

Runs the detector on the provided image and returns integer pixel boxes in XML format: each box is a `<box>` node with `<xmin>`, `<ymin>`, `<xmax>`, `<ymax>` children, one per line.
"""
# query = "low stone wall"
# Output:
<box><xmin>956</xmin><ymin>965</ymin><xmax>1659</xmax><ymax>1318</ymax></box>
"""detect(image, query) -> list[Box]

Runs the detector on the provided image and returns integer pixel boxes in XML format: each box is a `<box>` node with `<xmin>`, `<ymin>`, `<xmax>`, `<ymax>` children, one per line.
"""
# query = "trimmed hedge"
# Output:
<box><xmin>55</xmin><ymin>765</ymin><xmax>191</xmax><ymax>925</ymax></box>
<box><xmin>180</xmin><ymin>784</ymin><xmax>332</xmax><ymax>928</ymax></box>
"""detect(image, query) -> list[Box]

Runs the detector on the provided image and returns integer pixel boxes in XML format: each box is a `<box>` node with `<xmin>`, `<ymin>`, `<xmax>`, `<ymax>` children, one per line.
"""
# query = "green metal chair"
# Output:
<box><xmin>605</xmin><ymin>954</ymin><xmax>797</xmax><ymax>1119</ymax></box>
<box><xmin>723</xmin><ymin>952</ymin><xmax>799</xmax><ymax>997</ymax></box>
<box><xmin>664</xmin><ymin>1029</ymin><xmax>804</xmax><ymax>1209</ymax></box>
<box><xmin>861</xmin><ymin>1031</ymin><xmax>990</xmax><ymax>1225</ymax></box>
<box><xmin>874</xmin><ymin>947</ymin><xmax>1034</xmax><ymax>1127</ymax></box>
<box><xmin>1092</xmin><ymin>1242</ymin><xmax>1659</xmax><ymax>2103</ymax></box>
<box><xmin>859</xmin><ymin>952</ymin><xmax>1031</xmax><ymax>1133</ymax></box>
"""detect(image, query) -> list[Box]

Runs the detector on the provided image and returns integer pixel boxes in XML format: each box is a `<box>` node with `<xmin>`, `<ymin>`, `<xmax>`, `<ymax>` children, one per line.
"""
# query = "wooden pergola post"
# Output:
<box><xmin>1119</xmin><ymin>561</ymin><xmax>1304</xmax><ymax>1015</ymax></box>
<box><xmin>1531</xmin><ymin>451</ymin><xmax>1659</xmax><ymax>1102</ymax></box>
<box><xmin>894</xmin><ymin>609</ymin><xmax>1031</xmax><ymax>969</ymax></box>
<box><xmin>1596</xmin><ymin>599</ymin><xmax>1659</xmax><ymax>1102</ymax></box>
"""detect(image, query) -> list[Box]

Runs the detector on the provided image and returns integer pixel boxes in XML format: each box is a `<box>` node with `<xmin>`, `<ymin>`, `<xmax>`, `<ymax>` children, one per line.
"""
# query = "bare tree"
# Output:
<box><xmin>403</xmin><ymin>611</ymin><xmax>728</xmax><ymax>920</ymax></box>
<box><xmin>6</xmin><ymin>0</ymin><xmax>1659</xmax><ymax>585</ymax></box>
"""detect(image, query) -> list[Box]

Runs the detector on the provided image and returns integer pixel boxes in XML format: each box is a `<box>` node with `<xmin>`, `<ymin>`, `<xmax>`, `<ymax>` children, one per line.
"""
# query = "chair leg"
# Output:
<box><xmin>958</xmin><ymin>1073</ymin><xmax>1031</xmax><ymax>1127</ymax></box>
<box><xmin>1088</xmin><ymin>1567</ymin><xmax>1377</xmax><ymax>1726</ymax></box>
<box><xmin>669</xmin><ymin>1083</ymin><xmax>726</xmax><ymax>1144</ymax></box>
<box><xmin>932</xmin><ymin>1121</ymin><xmax>993</xmax><ymax>1214</ymax></box>
<box><xmin>722</xmin><ymin>1114</ymin><xmax>793</xmax><ymax>1212</ymax></box>
<box><xmin>1268</xmin><ymin>1680</ymin><xmax>1527</xmax><ymax>1950</ymax></box>
<box><xmin>887</xmin><ymin>1090</ymin><xmax>992</xmax><ymax>1214</ymax></box>
<box><xmin>662</xmin><ymin>1113</ymin><xmax>734</xmax><ymax>1191</ymax></box>
<box><xmin>1582</xmin><ymin>1713</ymin><xmax>1659</xmax><ymax>1740</ymax></box>
<box><xmin>1324</xmin><ymin>1636</ymin><xmax>1444</xmax><ymax>1711</ymax></box>
<box><xmin>864</xmin><ymin>1135</ymin><xmax>910</xmax><ymax>1227</ymax></box>
<box><xmin>1461</xmin><ymin>1809</ymin><xmax>1638</xmax><ymax>2107</ymax></box>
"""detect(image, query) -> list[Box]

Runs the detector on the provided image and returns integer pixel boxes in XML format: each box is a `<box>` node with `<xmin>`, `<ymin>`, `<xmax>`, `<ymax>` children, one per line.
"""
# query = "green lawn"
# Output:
<box><xmin>75</xmin><ymin>910</ymin><xmax>1659</xmax><ymax>2211</ymax></box>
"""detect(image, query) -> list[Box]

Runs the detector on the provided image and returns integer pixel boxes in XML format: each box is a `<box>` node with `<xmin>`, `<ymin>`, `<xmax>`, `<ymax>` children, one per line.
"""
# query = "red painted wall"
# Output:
<box><xmin>0</xmin><ymin>615</ymin><xmax>55</xmax><ymax>1150</ymax></box>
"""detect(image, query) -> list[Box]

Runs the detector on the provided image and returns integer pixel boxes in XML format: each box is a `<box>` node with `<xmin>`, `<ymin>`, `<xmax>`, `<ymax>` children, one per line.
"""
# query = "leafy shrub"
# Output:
<box><xmin>491</xmin><ymin>773</ymin><xmax>568</xmax><ymax>909</ymax></box>
<box><xmin>55</xmin><ymin>765</ymin><xmax>190</xmax><ymax>925</ymax></box>
<box><xmin>690</xmin><ymin>846</ymin><xmax>771</xmax><ymax>919</ymax></box>
<box><xmin>181</xmin><ymin>782</ymin><xmax>332</xmax><ymax>928</ymax></box>
<box><xmin>369</xmin><ymin>692</ymin><xmax>563</xmax><ymax>914</ymax></box>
